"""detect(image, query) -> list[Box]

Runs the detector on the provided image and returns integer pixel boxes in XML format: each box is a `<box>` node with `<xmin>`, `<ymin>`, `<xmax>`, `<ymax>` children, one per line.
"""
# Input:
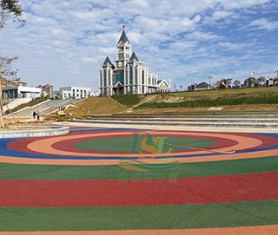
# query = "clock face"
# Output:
<box><xmin>118</xmin><ymin>61</ymin><xmax>123</xmax><ymax>67</ymax></box>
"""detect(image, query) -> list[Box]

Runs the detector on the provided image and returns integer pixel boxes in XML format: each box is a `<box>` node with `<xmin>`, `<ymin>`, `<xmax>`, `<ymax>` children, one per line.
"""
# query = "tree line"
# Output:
<box><xmin>215</xmin><ymin>76</ymin><xmax>278</xmax><ymax>89</ymax></box>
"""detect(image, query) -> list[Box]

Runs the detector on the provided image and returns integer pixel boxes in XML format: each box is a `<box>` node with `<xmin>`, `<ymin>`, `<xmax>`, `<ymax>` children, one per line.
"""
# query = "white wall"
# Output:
<box><xmin>59</xmin><ymin>86</ymin><xmax>91</xmax><ymax>99</ymax></box>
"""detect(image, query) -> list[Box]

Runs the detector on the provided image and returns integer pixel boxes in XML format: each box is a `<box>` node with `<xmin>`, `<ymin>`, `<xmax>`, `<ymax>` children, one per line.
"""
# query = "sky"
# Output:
<box><xmin>0</xmin><ymin>0</ymin><xmax>278</xmax><ymax>92</ymax></box>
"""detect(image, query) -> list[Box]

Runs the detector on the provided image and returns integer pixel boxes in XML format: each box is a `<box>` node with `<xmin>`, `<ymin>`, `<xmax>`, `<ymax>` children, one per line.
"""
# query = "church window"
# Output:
<box><xmin>113</xmin><ymin>72</ymin><xmax>124</xmax><ymax>85</ymax></box>
<box><xmin>129</xmin><ymin>64</ymin><xmax>133</xmax><ymax>85</ymax></box>
<box><xmin>135</xmin><ymin>67</ymin><xmax>138</xmax><ymax>84</ymax></box>
<box><xmin>119</xmin><ymin>53</ymin><xmax>124</xmax><ymax>60</ymax></box>
<box><xmin>104</xmin><ymin>70</ymin><xmax>107</xmax><ymax>87</ymax></box>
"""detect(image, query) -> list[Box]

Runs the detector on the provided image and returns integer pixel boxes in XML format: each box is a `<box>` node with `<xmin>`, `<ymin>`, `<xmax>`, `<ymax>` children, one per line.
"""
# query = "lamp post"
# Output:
<box><xmin>274</xmin><ymin>70</ymin><xmax>278</xmax><ymax>86</ymax></box>
<box><xmin>275</xmin><ymin>70</ymin><xmax>278</xmax><ymax>79</ymax></box>
<box><xmin>0</xmin><ymin>76</ymin><xmax>4</xmax><ymax>128</ymax></box>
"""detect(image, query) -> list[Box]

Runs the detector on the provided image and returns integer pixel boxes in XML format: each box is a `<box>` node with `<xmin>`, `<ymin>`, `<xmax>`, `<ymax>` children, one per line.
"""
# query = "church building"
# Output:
<box><xmin>99</xmin><ymin>26</ymin><xmax>158</xmax><ymax>96</ymax></box>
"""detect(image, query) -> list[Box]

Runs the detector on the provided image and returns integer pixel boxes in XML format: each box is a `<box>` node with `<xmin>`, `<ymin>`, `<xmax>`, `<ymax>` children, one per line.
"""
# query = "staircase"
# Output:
<box><xmin>72</xmin><ymin>111</ymin><xmax>278</xmax><ymax>129</ymax></box>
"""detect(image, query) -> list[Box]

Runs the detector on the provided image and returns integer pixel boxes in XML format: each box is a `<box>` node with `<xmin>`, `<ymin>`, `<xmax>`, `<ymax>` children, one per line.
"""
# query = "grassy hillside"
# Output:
<box><xmin>67</xmin><ymin>87</ymin><xmax>278</xmax><ymax>117</ymax></box>
<box><xmin>5</xmin><ymin>97</ymin><xmax>49</xmax><ymax>115</ymax></box>
<box><xmin>140</xmin><ymin>87</ymin><xmax>278</xmax><ymax>103</ymax></box>
<box><xmin>67</xmin><ymin>97</ymin><xmax>129</xmax><ymax>117</ymax></box>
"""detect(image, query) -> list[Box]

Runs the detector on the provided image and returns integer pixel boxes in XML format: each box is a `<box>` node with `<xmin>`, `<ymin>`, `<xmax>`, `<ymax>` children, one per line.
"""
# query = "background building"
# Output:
<box><xmin>2</xmin><ymin>86</ymin><xmax>41</xmax><ymax>99</ymax></box>
<box><xmin>37</xmin><ymin>84</ymin><xmax>53</xmax><ymax>98</ymax></box>
<box><xmin>1</xmin><ymin>77</ymin><xmax>41</xmax><ymax>99</ymax></box>
<box><xmin>99</xmin><ymin>27</ymin><xmax>158</xmax><ymax>96</ymax></box>
<box><xmin>188</xmin><ymin>82</ymin><xmax>214</xmax><ymax>91</ymax></box>
<box><xmin>58</xmin><ymin>86</ymin><xmax>91</xmax><ymax>99</ymax></box>
<box><xmin>1</xmin><ymin>78</ymin><xmax>27</xmax><ymax>88</ymax></box>
<box><xmin>157</xmin><ymin>80</ymin><xmax>170</xmax><ymax>93</ymax></box>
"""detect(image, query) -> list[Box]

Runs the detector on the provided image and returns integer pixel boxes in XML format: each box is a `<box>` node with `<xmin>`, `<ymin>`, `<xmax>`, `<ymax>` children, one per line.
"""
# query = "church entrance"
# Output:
<box><xmin>113</xmin><ymin>83</ymin><xmax>124</xmax><ymax>95</ymax></box>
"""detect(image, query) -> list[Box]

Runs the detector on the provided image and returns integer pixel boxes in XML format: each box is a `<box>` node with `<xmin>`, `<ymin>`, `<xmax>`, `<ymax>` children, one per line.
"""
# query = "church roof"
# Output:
<box><xmin>103</xmin><ymin>56</ymin><xmax>113</xmax><ymax>66</ymax></box>
<box><xmin>117</xmin><ymin>30</ymin><xmax>130</xmax><ymax>44</ymax></box>
<box><xmin>157</xmin><ymin>79</ymin><xmax>170</xmax><ymax>86</ymax></box>
<box><xmin>129</xmin><ymin>52</ymin><xmax>139</xmax><ymax>61</ymax></box>
<box><xmin>196</xmin><ymin>82</ymin><xmax>211</xmax><ymax>88</ymax></box>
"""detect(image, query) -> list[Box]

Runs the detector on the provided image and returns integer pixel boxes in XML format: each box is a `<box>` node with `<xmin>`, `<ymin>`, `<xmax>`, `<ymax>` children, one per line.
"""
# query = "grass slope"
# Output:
<box><xmin>68</xmin><ymin>97</ymin><xmax>129</xmax><ymax>117</ymax></box>
<box><xmin>69</xmin><ymin>87</ymin><xmax>278</xmax><ymax>117</ymax></box>
<box><xmin>135</xmin><ymin>87</ymin><xmax>278</xmax><ymax>109</ymax></box>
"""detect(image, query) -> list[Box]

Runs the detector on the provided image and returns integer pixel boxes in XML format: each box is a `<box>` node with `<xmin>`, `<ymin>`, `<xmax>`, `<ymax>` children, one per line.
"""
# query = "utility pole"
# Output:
<box><xmin>275</xmin><ymin>70</ymin><xmax>278</xmax><ymax>79</ymax></box>
<box><xmin>208</xmin><ymin>76</ymin><xmax>213</xmax><ymax>89</ymax></box>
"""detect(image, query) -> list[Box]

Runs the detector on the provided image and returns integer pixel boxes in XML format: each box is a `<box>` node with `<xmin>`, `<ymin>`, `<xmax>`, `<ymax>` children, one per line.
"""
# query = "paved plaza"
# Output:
<box><xmin>0</xmin><ymin>124</ymin><xmax>277</xmax><ymax>234</ymax></box>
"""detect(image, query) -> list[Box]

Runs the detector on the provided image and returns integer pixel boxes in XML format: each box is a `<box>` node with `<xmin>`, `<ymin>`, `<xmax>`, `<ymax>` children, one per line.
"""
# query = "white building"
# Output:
<box><xmin>194</xmin><ymin>82</ymin><xmax>214</xmax><ymax>91</ymax></box>
<box><xmin>157</xmin><ymin>80</ymin><xmax>171</xmax><ymax>93</ymax></box>
<box><xmin>2</xmin><ymin>86</ymin><xmax>41</xmax><ymax>99</ymax></box>
<box><xmin>99</xmin><ymin>27</ymin><xmax>158</xmax><ymax>96</ymax></box>
<box><xmin>58</xmin><ymin>86</ymin><xmax>91</xmax><ymax>99</ymax></box>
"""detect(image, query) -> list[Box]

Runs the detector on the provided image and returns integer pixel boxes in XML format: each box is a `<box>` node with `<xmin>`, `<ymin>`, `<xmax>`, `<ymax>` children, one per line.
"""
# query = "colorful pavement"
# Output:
<box><xmin>0</xmin><ymin>127</ymin><xmax>277</xmax><ymax>234</ymax></box>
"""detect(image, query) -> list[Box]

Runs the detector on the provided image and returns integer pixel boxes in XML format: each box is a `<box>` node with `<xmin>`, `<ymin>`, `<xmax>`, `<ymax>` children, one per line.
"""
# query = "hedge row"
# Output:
<box><xmin>136</xmin><ymin>96</ymin><xmax>278</xmax><ymax>109</ymax></box>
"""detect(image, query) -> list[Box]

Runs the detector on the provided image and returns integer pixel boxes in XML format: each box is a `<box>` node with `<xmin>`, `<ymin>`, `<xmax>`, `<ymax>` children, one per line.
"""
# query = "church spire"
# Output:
<box><xmin>129</xmin><ymin>52</ymin><xmax>139</xmax><ymax>61</ymax></box>
<box><xmin>103</xmin><ymin>56</ymin><xmax>113</xmax><ymax>66</ymax></box>
<box><xmin>117</xmin><ymin>25</ymin><xmax>130</xmax><ymax>44</ymax></box>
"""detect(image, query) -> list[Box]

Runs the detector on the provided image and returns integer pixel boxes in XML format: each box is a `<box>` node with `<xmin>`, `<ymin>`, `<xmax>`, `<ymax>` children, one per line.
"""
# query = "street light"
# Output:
<box><xmin>208</xmin><ymin>76</ymin><xmax>213</xmax><ymax>89</ymax></box>
<box><xmin>169</xmin><ymin>79</ymin><xmax>174</xmax><ymax>92</ymax></box>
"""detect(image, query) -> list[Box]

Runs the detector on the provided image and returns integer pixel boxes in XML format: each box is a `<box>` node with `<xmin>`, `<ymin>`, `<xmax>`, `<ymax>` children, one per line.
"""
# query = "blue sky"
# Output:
<box><xmin>0</xmin><ymin>0</ymin><xmax>278</xmax><ymax>92</ymax></box>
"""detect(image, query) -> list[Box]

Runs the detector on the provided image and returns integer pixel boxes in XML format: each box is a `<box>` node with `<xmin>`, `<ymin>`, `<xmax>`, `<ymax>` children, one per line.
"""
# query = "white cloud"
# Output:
<box><xmin>220</xmin><ymin>0</ymin><xmax>270</xmax><ymax>10</ymax></box>
<box><xmin>248</xmin><ymin>18</ymin><xmax>278</xmax><ymax>30</ymax></box>
<box><xmin>211</xmin><ymin>11</ymin><xmax>234</xmax><ymax>21</ymax></box>
<box><xmin>81</xmin><ymin>57</ymin><xmax>96</xmax><ymax>63</ymax></box>
<box><xmin>186</xmin><ymin>31</ymin><xmax>223</xmax><ymax>41</ymax></box>
<box><xmin>181</xmin><ymin>15</ymin><xmax>201</xmax><ymax>28</ymax></box>
<box><xmin>218</xmin><ymin>42</ymin><xmax>244</xmax><ymax>51</ymax></box>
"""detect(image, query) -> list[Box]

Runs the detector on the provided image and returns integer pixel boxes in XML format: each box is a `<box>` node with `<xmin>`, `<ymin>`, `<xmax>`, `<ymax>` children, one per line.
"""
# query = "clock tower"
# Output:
<box><xmin>116</xmin><ymin>25</ymin><xmax>131</xmax><ymax>70</ymax></box>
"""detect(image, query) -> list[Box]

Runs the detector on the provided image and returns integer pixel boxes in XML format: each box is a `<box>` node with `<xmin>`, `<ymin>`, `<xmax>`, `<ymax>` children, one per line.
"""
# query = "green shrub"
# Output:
<box><xmin>112</xmin><ymin>94</ymin><xmax>140</xmax><ymax>106</ymax></box>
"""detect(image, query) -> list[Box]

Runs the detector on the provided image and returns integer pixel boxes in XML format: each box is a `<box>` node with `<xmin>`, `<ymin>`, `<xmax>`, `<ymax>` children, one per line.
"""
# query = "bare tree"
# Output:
<box><xmin>233</xmin><ymin>80</ymin><xmax>241</xmax><ymax>88</ymax></box>
<box><xmin>0</xmin><ymin>0</ymin><xmax>22</xmax><ymax>127</ymax></box>
<box><xmin>244</xmin><ymin>77</ymin><xmax>257</xmax><ymax>88</ymax></box>
<box><xmin>173</xmin><ymin>83</ymin><xmax>177</xmax><ymax>92</ymax></box>
<box><xmin>215</xmin><ymin>78</ymin><xmax>233</xmax><ymax>89</ymax></box>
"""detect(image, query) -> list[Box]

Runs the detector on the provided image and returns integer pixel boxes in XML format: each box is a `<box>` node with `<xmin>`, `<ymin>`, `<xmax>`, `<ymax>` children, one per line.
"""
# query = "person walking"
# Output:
<box><xmin>32</xmin><ymin>111</ymin><xmax>36</xmax><ymax>119</ymax></box>
<box><xmin>36</xmin><ymin>111</ymin><xmax>40</xmax><ymax>121</ymax></box>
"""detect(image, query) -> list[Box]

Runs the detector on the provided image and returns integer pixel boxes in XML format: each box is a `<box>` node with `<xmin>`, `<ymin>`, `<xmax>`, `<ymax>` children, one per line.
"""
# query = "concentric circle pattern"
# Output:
<box><xmin>2</xmin><ymin>128</ymin><xmax>278</xmax><ymax>165</ymax></box>
<box><xmin>0</xmin><ymin>128</ymin><xmax>278</xmax><ymax>234</ymax></box>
